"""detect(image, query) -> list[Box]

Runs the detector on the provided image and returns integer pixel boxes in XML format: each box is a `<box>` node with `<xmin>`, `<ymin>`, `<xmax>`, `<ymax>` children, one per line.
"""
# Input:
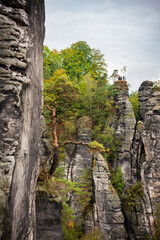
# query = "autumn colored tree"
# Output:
<box><xmin>43</xmin><ymin>69</ymin><xmax>79</xmax><ymax>174</ymax></box>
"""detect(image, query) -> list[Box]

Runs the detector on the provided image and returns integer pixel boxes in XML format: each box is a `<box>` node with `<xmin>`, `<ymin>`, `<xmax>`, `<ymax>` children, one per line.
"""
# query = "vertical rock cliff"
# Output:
<box><xmin>121</xmin><ymin>81</ymin><xmax>160</xmax><ymax>239</ymax></box>
<box><xmin>113</xmin><ymin>81</ymin><xmax>136</xmax><ymax>185</ymax></box>
<box><xmin>0</xmin><ymin>1</ymin><xmax>45</xmax><ymax>239</ymax></box>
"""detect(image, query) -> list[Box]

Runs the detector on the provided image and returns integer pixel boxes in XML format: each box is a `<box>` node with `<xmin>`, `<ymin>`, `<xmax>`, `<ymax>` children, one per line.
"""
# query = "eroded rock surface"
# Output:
<box><xmin>92</xmin><ymin>153</ymin><xmax>128</xmax><ymax>240</ymax></box>
<box><xmin>123</xmin><ymin>81</ymin><xmax>160</xmax><ymax>239</ymax></box>
<box><xmin>0</xmin><ymin>1</ymin><xmax>45</xmax><ymax>239</ymax></box>
<box><xmin>113</xmin><ymin>81</ymin><xmax>136</xmax><ymax>185</ymax></box>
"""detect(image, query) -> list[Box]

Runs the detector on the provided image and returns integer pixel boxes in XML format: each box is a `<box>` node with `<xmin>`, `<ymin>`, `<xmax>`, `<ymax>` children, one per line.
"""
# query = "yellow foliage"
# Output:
<box><xmin>68</xmin><ymin>221</ymin><xmax>74</xmax><ymax>228</ymax></box>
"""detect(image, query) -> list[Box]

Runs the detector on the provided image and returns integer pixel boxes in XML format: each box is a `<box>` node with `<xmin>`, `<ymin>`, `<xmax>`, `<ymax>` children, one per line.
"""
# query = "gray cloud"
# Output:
<box><xmin>44</xmin><ymin>0</ymin><xmax>160</xmax><ymax>91</ymax></box>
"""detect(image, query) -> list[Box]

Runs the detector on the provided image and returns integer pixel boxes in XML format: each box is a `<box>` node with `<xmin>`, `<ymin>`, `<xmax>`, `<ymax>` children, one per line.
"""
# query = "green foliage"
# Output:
<box><xmin>80</xmin><ymin>227</ymin><xmax>103</xmax><ymax>240</ymax></box>
<box><xmin>43</xmin><ymin>69</ymin><xmax>79</xmax><ymax>137</ymax></box>
<box><xmin>122</xmin><ymin>182</ymin><xmax>143</xmax><ymax>211</ymax></box>
<box><xmin>110</xmin><ymin>166</ymin><xmax>125</xmax><ymax>198</ymax></box>
<box><xmin>61</xmin><ymin>203</ymin><xmax>79</xmax><ymax>240</ymax></box>
<box><xmin>129</xmin><ymin>91</ymin><xmax>140</xmax><ymax>121</ymax></box>
<box><xmin>61</xmin><ymin>41</ymin><xmax>107</xmax><ymax>81</ymax></box>
<box><xmin>88</xmin><ymin>141</ymin><xmax>105</xmax><ymax>154</ymax></box>
<box><xmin>59</xmin><ymin>147</ymin><xmax>66</xmax><ymax>162</ymax></box>
<box><xmin>78</xmin><ymin>73</ymin><xmax>97</xmax><ymax>117</ymax></box>
<box><xmin>43</xmin><ymin>43</ymin><xmax>118</xmax><ymax>148</ymax></box>
<box><xmin>75</xmin><ymin>168</ymin><xmax>93</xmax><ymax>214</ymax></box>
<box><xmin>43</xmin><ymin>45</ymin><xmax>62</xmax><ymax>79</ymax></box>
<box><xmin>92</xmin><ymin>126</ymin><xmax>119</xmax><ymax>162</ymax></box>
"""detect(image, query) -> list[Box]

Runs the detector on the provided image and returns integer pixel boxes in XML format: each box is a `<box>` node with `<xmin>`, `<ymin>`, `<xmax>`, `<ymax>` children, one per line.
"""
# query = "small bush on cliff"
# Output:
<box><xmin>110</xmin><ymin>166</ymin><xmax>125</xmax><ymax>198</ymax></box>
<box><xmin>122</xmin><ymin>182</ymin><xmax>143</xmax><ymax>211</ymax></box>
<box><xmin>92</xmin><ymin>125</ymin><xmax>119</xmax><ymax>162</ymax></box>
<box><xmin>129</xmin><ymin>91</ymin><xmax>140</xmax><ymax>121</ymax></box>
<box><xmin>80</xmin><ymin>227</ymin><xmax>103</xmax><ymax>240</ymax></box>
<box><xmin>88</xmin><ymin>141</ymin><xmax>105</xmax><ymax>154</ymax></box>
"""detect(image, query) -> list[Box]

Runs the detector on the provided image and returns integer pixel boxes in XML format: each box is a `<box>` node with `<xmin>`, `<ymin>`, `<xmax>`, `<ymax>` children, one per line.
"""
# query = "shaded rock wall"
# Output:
<box><xmin>0</xmin><ymin>1</ymin><xmax>45</xmax><ymax>239</ymax></box>
<box><xmin>36</xmin><ymin>195</ymin><xmax>63</xmax><ymax>240</ymax></box>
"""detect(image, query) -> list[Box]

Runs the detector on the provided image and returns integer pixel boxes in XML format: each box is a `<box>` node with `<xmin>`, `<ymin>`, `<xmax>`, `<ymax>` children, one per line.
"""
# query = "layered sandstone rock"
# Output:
<box><xmin>123</xmin><ymin>81</ymin><xmax>160</xmax><ymax>239</ymax></box>
<box><xmin>92</xmin><ymin>153</ymin><xmax>128</xmax><ymax>240</ymax></box>
<box><xmin>113</xmin><ymin>81</ymin><xmax>136</xmax><ymax>185</ymax></box>
<box><xmin>0</xmin><ymin>1</ymin><xmax>45</xmax><ymax>239</ymax></box>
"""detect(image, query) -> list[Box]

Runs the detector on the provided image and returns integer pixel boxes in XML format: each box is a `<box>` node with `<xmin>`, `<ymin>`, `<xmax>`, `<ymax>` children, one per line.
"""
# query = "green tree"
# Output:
<box><xmin>78</xmin><ymin>73</ymin><xmax>97</xmax><ymax>116</ymax></box>
<box><xmin>43</xmin><ymin>45</ymin><xmax>62</xmax><ymax>79</ymax></box>
<box><xmin>61</xmin><ymin>41</ymin><xmax>107</xmax><ymax>81</ymax></box>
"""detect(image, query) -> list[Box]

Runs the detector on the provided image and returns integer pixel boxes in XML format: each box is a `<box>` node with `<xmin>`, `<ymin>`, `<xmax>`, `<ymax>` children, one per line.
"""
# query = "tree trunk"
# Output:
<box><xmin>45</xmin><ymin>103</ymin><xmax>59</xmax><ymax>175</ymax></box>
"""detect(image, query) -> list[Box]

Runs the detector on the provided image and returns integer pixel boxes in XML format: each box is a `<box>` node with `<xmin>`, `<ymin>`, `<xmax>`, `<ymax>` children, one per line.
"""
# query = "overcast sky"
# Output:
<box><xmin>44</xmin><ymin>0</ymin><xmax>160</xmax><ymax>92</ymax></box>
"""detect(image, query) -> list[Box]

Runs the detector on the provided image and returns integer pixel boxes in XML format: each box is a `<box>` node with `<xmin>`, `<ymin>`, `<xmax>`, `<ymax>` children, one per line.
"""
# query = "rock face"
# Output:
<box><xmin>139</xmin><ymin>82</ymin><xmax>160</xmax><ymax>226</ymax></box>
<box><xmin>92</xmin><ymin>153</ymin><xmax>128</xmax><ymax>240</ymax></box>
<box><xmin>122</xmin><ymin>81</ymin><xmax>160</xmax><ymax>239</ymax></box>
<box><xmin>36</xmin><ymin>195</ymin><xmax>63</xmax><ymax>240</ymax></box>
<box><xmin>0</xmin><ymin>1</ymin><xmax>45</xmax><ymax>239</ymax></box>
<box><xmin>138</xmin><ymin>81</ymin><xmax>154</xmax><ymax>120</ymax></box>
<box><xmin>61</xmin><ymin>116</ymin><xmax>93</xmax><ymax>217</ymax></box>
<box><xmin>113</xmin><ymin>81</ymin><xmax>136</xmax><ymax>185</ymax></box>
<box><xmin>36</xmin><ymin>116</ymin><xmax>64</xmax><ymax>240</ymax></box>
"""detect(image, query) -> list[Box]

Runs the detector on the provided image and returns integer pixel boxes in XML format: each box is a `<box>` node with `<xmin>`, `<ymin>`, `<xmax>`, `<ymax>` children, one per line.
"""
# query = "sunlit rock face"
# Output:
<box><xmin>0</xmin><ymin>1</ymin><xmax>45</xmax><ymax>239</ymax></box>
